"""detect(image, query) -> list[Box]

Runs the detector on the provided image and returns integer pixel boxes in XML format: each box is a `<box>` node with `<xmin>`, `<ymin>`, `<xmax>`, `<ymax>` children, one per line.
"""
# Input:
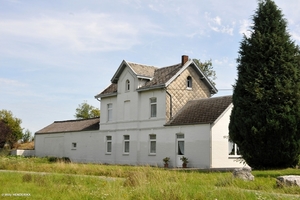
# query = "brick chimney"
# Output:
<box><xmin>182</xmin><ymin>55</ymin><xmax>189</xmax><ymax>65</ymax></box>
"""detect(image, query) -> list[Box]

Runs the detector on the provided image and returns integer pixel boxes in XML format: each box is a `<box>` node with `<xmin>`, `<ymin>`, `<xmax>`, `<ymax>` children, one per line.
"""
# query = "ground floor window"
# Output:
<box><xmin>106</xmin><ymin>136</ymin><xmax>112</xmax><ymax>154</ymax></box>
<box><xmin>123</xmin><ymin>135</ymin><xmax>130</xmax><ymax>154</ymax></box>
<box><xmin>177</xmin><ymin>134</ymin><xmax>184</xmax><ymax>155</ymax></box>
<box><xmin>149</xmin><ymin>134</ymin><xmax>156</xmax><ymax>155</ymax></box>
<box><xmin>71</xmin><ymin>142</ymin><xmax>77</xmax><ymax>150</ymax></box>
<box><xmin>228</xmin><ymin>140</ymin><xmax>240</xmax><ymax>156</ymax></box>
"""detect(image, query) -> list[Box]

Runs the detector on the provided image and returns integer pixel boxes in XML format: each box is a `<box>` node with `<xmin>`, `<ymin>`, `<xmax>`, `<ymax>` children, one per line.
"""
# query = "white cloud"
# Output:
<box><xmin>0</xmin><ymin>12</ymin><xmax>143</xmax><ymax>53</ymax></box>
<box><xmin>205</xmin><ymin>13</ymin><xmax>234</xmax><ymax>36</ymax></box>
<box><xmin>239</xmin><ymin>19</ymin><xmax>252</xmax><ymax>38</ymax></box>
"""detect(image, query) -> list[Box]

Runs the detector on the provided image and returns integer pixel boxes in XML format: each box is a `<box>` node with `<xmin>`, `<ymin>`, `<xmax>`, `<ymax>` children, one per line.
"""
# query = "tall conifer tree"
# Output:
<box><xmin>229</xmin><ymin>0</ymin><xmax>300</xmax><ymax>169</ymax></box>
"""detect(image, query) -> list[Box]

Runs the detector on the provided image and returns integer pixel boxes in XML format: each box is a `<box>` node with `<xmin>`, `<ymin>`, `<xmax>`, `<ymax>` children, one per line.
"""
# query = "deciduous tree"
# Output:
<box><xmin>193</xmin><ymin>59</ymin><xmax>216</xmax><ymax>85</ymax></box>
<box><xmin>0</xmin><ymin>110</ymin><xmax>23</xmax><ymax>147</ymax></box>
<box><xmin>75</xmin><ymin>101</ymin><xmax>100</xmax><ymax>119</ymax></box>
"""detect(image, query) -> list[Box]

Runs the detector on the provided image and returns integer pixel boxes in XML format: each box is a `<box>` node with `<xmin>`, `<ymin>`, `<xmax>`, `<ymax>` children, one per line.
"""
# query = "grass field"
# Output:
<box><xmin>1</xmin><ymin>155</ymin><xmax>300</xmax><ymax>199</ymax></box>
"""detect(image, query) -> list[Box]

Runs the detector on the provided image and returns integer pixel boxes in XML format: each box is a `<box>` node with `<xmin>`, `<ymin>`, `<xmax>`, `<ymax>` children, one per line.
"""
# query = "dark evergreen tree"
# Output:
<box><xmin>229</xmin><ymin>0</ymin><xmax>300</xmax><ymax>169</ymax></box>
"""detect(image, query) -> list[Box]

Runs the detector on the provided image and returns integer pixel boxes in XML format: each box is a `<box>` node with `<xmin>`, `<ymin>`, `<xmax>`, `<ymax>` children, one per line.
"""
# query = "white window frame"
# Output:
<box><xmin>176</xmin><ymin>134</ymin><xmax>184</xmax><ymax>155</ymax></box>
<box><xmin>125</xmin><ymin>79</ymin><xmax>130</xmax><ymax>92</ymax></box>
<box><xmin>123</xmin><ymin>135</ymin><xmax>130</xmax><ymax>154</ymax></box>
<box><xmin>149</xmin><ymin>134</ymin><xmax>156</xmax><ymax>155</ymax></box>
<box><xmin>106</xmin><ymin>136</ymin><xmax>112</xmax><ymax>154</ymax></box>
<box><xmin>150</xmin><ymin>97</ymin><xmax>157</xmax><ymax>118</ymax></box>
<box><xmin>228</xmin><ymin>140</ymin><xmax>240</xmax><ymax>157</ymax></box>
<box><xmin>187</xmin><ymin>76</ymin><xmax>192</xmax><ymax>89</ymax></box>
<box><xmin>107</xmin><ymin>103</ymin><xmax>113</xmax><ymax>122</ymax></box>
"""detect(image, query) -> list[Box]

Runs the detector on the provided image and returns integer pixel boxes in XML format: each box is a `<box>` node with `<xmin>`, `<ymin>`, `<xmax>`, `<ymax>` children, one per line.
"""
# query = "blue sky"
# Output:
<box><xmin>1</xmin><ymin>0</ymin><xmax>300</xmax><ymax>133</ymax></box>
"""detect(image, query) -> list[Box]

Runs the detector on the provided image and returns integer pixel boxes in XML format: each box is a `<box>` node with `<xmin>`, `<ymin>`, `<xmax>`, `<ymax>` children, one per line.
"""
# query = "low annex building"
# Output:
<box><xmin>35</xmin><ymin>55</ymin><xmax>245</xmax><ymax>169</ymax></box>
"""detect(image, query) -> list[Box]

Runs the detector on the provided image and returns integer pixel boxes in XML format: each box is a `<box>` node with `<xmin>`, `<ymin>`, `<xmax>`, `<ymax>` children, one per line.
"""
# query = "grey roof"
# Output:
<box><xmin>127</xmin><ymin>62</ymin><xmax>157</xmax><ymax>78</ymax></box>
<box><xmin>166</xmin><ymin>95</ymin><xmax>232</xmax><ymax>126</ymax></box>
<box><xmin>96</xmin><ymin>58</ymin><xmax>217</xmax><ymax>98</ymax></box>
<box><xmin>139</xmin><ymin>63</ymin><xmax>182</xmax><ymax>90</ymax></box>
<box><xmin>36</xmin><ymin>118</ymin><xmax>100</xmax><ymax>134</ymax></box>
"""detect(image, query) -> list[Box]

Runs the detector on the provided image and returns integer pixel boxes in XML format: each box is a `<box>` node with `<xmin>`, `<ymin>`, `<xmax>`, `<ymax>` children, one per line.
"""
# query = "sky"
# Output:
<box><xmin>1</xmin><ymin>0</ymin><xmax>300</xmax><ymax>134</ymax></box>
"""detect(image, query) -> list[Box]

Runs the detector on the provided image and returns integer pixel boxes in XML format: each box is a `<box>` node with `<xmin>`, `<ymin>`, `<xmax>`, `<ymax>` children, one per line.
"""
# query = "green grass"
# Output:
<box><xmin>1</xmin><ymin>155</ymin><xmax>300</xmax><ymax>199</ymax></box>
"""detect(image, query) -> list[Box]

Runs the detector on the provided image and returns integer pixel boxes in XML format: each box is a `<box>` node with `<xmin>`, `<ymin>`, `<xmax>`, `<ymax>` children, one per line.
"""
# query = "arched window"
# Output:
<box><xmin>187</xmin><ymin>76</ymin><xmax>192</xmax><ymax>88</ymax></box>
<box><xmin>126</xmin><ymin>80</ymin><xmax>130</xmax><ymax>92</ymax></box>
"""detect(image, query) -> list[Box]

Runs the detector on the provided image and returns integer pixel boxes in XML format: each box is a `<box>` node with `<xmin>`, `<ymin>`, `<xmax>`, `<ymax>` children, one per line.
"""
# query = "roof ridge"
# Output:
<box><xmin>126</xmin><ymin>61</ymin><xmax>159</xmax><ymax>68</ymax></box>
<box><xmin>54</xmin><ymin>117</ymin><xmax>99</xmax><ymax>123</ymax></box>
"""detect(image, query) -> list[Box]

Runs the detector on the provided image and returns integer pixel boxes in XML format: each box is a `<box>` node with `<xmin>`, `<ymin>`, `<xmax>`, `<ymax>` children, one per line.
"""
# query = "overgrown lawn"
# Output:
<box><xmin>1</xmin><ymin>155</ymin><xmax>300</xmax><ymax>199</ymax></box>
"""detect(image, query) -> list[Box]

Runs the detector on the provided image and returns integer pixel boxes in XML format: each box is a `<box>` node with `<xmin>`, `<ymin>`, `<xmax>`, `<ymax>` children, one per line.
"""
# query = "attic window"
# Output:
<box><xmin>126</xmin><ymin>80</ymin><xmax>130</xmax><ymax>92</ymax></box>
<box><xmin>187</xmin><ymin>76</ymin><xmax>192</xmax><ymax>88</ymax></box>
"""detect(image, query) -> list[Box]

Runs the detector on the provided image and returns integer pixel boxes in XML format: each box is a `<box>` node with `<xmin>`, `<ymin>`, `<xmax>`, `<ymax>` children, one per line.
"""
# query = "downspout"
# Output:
<box><xmin>165</xmin><ymin>89</ymin><xmax>173</xmax><ymax>120</ymax></box>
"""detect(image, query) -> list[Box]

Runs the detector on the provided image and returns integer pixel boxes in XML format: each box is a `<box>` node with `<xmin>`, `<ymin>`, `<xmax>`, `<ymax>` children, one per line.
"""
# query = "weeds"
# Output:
<box><xmin>1</xmin><ymin>156</ymin><xmax>300</xmax><ymax>199</ymax></box>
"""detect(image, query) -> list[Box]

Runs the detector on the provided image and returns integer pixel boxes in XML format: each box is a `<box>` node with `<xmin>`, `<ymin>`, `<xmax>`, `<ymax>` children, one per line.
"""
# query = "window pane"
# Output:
<box><xmin>124</xmin><ymin>141</ymin><xmax>130</xmax><ymax>153</ymax></box>
<box><xmin>106</xmin><ymin>136</ymin><xmax>112</xmax><ymax>140</ymax></box>
<box><xmin>150</xmin><ymin>141</ymin><xmax>156</xmax><ymax>153</ymax></box>
<box><xmin>151</xmin><ymin>104</ymin><xmax>157</xmax><ymax>117</ymax></box>
<box><xmin>107</xmin><ymin>142</ymin><xmax>112</xmax><ymax>152</ymax></box>
<box><xmin>177</xmin><ymin>134</ymin><xmax>184</xmax><ymax>139</ymax></box>
<box><xmin>150</xmin><ymin>135</ymin><xmax>156</xmax><ymax>139</ymax></box>
<box><xmin>150</xmin><ymin>98</ymin><xmax>156</xmax><ymax>103</ymax></box>
<box><xmin>178</xmin><ymin>141</ymin><xmax>184</xmax><ymax>155</ymax></box>
<box><xmin>124</xmin><ymin>135</ymin><xmax>130</xmax><ymax>140</ymax></box>
<box><xmin>229</xmin><ymin>141</ymin><xmax>235</xmax><ymax>155</ymax></box>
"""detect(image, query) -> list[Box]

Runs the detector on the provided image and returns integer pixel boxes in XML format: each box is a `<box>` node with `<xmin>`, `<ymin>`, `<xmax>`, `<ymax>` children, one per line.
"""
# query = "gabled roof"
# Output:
<box><xmin>95</xmin><ymin>56</ymin><xmax>218</xmax><ymax>98</ymax></box>
<box><xmin>165</xmin><ymin>95</ymin><xmax>232</xmax><ymax>126</ymax></box>
<box><xmin>111</xmin><ymin>60</ymin><xmax>158</xmax><ymax>83</ymax></box>
<box><xmin>137</xmin><ymin>63</ymin><xmax>182</xmax><ymax>90</ymax></box>
<box><xmin>36</xmin><ymin>118</ymin><xmax>100</xmax><ymax>134</ymax></box>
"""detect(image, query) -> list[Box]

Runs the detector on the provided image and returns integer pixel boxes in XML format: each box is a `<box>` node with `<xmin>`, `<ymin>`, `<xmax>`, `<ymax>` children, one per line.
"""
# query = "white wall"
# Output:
<box><xmin>211</xmin><ymin>105</ymin><xmax>246</xmax><ymax>168</ymax></box>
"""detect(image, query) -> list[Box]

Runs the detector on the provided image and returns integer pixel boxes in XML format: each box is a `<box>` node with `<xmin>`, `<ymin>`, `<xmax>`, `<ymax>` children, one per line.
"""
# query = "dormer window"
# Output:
<box><xmin>187</xmin><ymin>76</ymin><xmax>192</xmax><ymax>88</ymax></box>
<box><xmin>126</xmin><ymin>80</ymin><xmax>130</xmax><ymax>92</ymax></box>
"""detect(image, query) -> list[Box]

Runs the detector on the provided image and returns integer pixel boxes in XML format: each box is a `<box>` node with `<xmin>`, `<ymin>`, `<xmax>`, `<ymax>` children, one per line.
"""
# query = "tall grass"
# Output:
<box><xmin>1</xmin><ymin>156</ymin><xmax>300</xmax><ymax>199</ymax></box>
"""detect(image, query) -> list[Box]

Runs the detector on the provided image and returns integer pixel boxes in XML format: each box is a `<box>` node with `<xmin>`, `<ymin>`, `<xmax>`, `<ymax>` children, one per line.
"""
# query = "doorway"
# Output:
<box><xmin>176</xmin><ymin>134</ymin><xmax>184</xmax><ymax>167</ymax></box>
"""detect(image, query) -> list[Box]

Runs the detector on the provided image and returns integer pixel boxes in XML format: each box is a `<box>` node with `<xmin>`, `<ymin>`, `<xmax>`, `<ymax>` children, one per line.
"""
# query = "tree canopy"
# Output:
<box><xmin>0</xmin><ymin>109</ymin><xmax>23</xmax><ymax>148</ymax></box>
<box><xmin>193</xmin><ymin>59</ymin><xmax>216</xmax><ymax>85</ymax></box>
<box><xmin>75</xmin><ymin>101</ymin><xmax>100</xmax><ymax>119</ymax></box>
<box><xmin>229</xmin><ymin>0</ymin><xmax>300</xmax><ymax>169</ymax></box>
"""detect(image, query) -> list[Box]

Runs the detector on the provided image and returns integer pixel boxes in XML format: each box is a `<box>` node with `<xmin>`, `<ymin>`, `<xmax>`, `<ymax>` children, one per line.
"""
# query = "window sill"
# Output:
<box><xmin>71</xmin><ymin>149</ymin><xmax>77</xmax><ymax>150</ymax></box>
<box><xmin>105</xmin><ymin>153</ymin><xmax>112</xmax><ymax>155</ymax></box>
<box><xmin>123</xmin><ymin>153</ymin><xmax>129</xmax><ymax>156</ymax></box>
<box><xmin>148</xmin><ymin>153</ymin><xmax>156</xmax><ymax>156</ymax></box>
<box><xmin>186</xmin><ymin>87</ymin><xmax>192</xmax><ymax>90</ymax></box>
<box><xmin>228</xmin><ymin>156</ymin><xmax>241</xmax><ymax>159</ymax></box>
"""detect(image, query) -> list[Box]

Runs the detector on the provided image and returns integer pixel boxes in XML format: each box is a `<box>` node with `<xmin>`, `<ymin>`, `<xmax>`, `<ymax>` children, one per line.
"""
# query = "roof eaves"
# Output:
<box><xmin>211</xmin><ymin>102</ymin><xmax>233</xmax><ymax>127</ymax></box>
<box><xmin>136</xmin><ymin>75</ymin><xmax>153</xmax><ymax>80</ymax></box>
<box><xmin>96</xmin><ymin>92</ymin><xmax>117</xmax><ymax>98</ymax></box>
<box><xmin>111</xmin><ymin>60</ymin><xmax>135</xmax><ymax>84</ymax></box>
<box><xmin>136</xmin><ymin>84</ymin><xmax>165</xmax><ymax>92</ymax></box>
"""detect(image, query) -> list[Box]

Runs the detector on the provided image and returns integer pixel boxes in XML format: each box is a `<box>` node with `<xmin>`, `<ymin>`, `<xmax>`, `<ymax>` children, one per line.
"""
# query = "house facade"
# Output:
<box><xmin>35</xmin><ymin>55</ymin><xmax>245</xmax><ymax>169</ymax></box>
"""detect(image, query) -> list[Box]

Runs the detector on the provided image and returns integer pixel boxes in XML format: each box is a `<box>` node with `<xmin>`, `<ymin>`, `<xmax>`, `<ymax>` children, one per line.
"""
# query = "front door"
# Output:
<box><xmin>176</xmin><ymin>134</ymin><xmax>184</xmax><ymax>167</ymax></box>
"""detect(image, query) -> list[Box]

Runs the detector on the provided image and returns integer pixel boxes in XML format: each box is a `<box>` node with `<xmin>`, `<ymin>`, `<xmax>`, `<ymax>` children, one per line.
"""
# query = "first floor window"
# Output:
<box><xmin>149</xmin><ymin>134</ymin><xmax>156</xmax><ymax>154</ymax></box>
<box><xmin>228</xmin><ymin>140</ymin><xmax>240</xmax><ymax>156</ymax></box>
<box><xmin>106</xmin><ymin>136</ymin><xmax>112</xmax><ymax>153</ymax></box>
<box><xmin>150</xmin><ymin>98</ymin><xmax>157</xmax><ymax>118</ymax></box>
<box><xmin>124</xmin><ymin>135</ymin><xmax>130</xmax><ymax>153</ymax></box>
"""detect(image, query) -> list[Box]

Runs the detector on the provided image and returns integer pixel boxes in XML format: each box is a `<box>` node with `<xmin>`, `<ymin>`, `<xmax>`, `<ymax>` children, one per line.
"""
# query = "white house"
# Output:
<box><xmin>35</xmin><ymin>55</ymin><xmax>245</xmax><ymax>169</ymax></box>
